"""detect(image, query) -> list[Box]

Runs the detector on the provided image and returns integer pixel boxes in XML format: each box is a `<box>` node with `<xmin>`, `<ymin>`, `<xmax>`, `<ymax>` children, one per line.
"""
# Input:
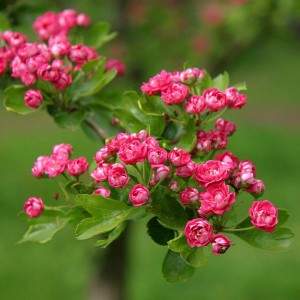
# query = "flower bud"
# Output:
<box><xmin>93</xmin><ymin>186</ymin><xmax>111</xmax><ymax>198</ymax></box>
<box><xmin>211</xmin><ymin>234</ymin><xmax>231</xmax><ymax>255</ymax></box>
<box><xmin>24</xmin><ymin>89</ymin><xmax>43</xmax><ymax>109</ymax></box>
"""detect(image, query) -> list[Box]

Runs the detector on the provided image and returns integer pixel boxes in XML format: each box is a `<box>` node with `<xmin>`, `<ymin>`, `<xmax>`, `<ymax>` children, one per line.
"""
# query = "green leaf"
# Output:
<box><xmin>233</xmin><ymin>81</ymin><xmax>247</xmax><ymax>92</ymax></box>
<box><xmin>147</xmin><ymin>217</ymin><xmax>175</xmax><ymax>246</ymax></box>
<box><xmin>3</xmin><ymin>85</ymin><xmax>36</xmax><ymax>115</ymax></box>
<box><xmin>233</xmin><ymin>227</ymin><xmax>294</xmax><ymax>251</ymax></box>
<box><xmin>70</xmin><ymin>58</ymin><xmax>117</xmax><ymax>100</ymax></box>
<box><xmin>162</xmin><ymin>250</ymin><xmax>195</xmax><ymax>282</ymax></box>
<box><xmin>18</xmin><ymin>207</ymin><xmax>69</xmax><ymax>244</ymax></box>
<box><xmin>83</xmin><ymin>22</ymin><xmax>117</xmax><ymax>49</ymax></box>
<box><xmin>151</xmin><ymin>187</ymin><xmax>189</xmax><ymax>230</ymax></box>
<box><xmin>168</xmin><ymin>234</ymin><xmax>210</xmax><ymax>268</ymax></box>
<box><xmin>213</xmin><ymin>71</ymin><xmax>230</xmax><ymax>91</ymax></box>
<box><xmin>67</xmin><ymin>205</ymin><xmax>91</xmax><ymax>227</ymax></box>
<box><xmin>175</xmin><ymin>117</ymin><xmax>196</xmax><ymax>152</ymax></box>
<box><xmin>75</xmin><ymin>194</ymin><xmax>138</xmax><ymax>240</ymax></box>
<box><xmin>94</xmin><ymin>222</ymin><xmax>127</xmax><ymax>248</ymax></box>
<box><xmin>53</xmin><ymin>108</ymin><xmax>88</xmax><ymax>130</ymax></box>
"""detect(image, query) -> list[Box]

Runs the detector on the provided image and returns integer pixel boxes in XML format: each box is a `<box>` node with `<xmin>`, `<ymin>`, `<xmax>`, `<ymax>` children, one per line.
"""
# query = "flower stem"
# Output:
<box><xmin>84</xmin><ymin>118</ymin><xmax>109</xmax><ymax>143</ymax></box>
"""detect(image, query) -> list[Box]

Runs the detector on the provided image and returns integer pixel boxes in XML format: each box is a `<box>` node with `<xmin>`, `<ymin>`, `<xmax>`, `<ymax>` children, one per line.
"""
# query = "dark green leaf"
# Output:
<box><xmin>3</xmin><ymin>85</ymin><xmax>36</xmax><ymax>115</ymax></box>
<box><xmin>175</xmin><ymin>117</ymin><xmax>196</xmax><ymax>152</ymax></box>
<box><xmin>53</xmin><ymin>108</ymin><xmax>88</xmax><ymax>130</ymax></box>
<box><xmin>147</xmin><ymin>217</ymin><xmax>175</xmax><ymax>246</ymax></box>
<box><xmin>162</xmin><ymin>250</ymin><xmax>195</xmax><ymax>282</ymax></box>
<box><xmin>151</xmin><ymin>187</ymin><xmax>189</xmax><ymax>230</ymax></box>
<box><xmin>233</xmin><ymin>227</ymin><xmax>294</xmax><ymax>251</ymax></box>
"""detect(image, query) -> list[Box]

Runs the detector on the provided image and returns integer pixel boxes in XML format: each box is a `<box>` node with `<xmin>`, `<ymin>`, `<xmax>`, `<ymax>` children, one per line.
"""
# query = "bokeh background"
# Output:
<box><xmin>0</xmin><ymin>0</ymin><xmax>300</xmax><ymax>299</ymax></box>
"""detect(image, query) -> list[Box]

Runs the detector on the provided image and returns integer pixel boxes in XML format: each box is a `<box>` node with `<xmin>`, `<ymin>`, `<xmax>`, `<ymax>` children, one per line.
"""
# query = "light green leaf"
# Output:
<box><xmin>233</xmin><ymin>227</ymin><xmax>294</xmax><ymax>251</ymax></box>
<box><xmin>162</xmin><ymin>250</ymin><xmax>195</xmax><ymax>282</ymax></box>
<box><xmin>233</xmin><ymin>81</ymin><xmax>247</xmax><ymax>92</ymax></box>
<box><xmin>213</xmin><ymin>71</ymin><xmax>230</xmax><ymax>91</ymax></box>
<box><xmin>3</xmin><ymin>85</ymin><xmax>36</xmax><ymax>115</ymax></box>
<box><xmin>94</xmin><ymin>222</ymin><xmax>127</xmax><ymax>248</ymax></box>
<box><xmin>18</xmin><ymin>207</ymin><xmax>69</xmax><ymax>244</ymax></box>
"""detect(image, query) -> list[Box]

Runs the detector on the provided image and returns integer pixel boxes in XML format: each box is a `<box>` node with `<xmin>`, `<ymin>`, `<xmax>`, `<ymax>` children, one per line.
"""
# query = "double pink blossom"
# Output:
<box><xmin>107</xmin><ymin>163</ymin><xmax>130</xmax><ymax>188</ymax></box>
<box><xmin>179</xmin><ymin>187</ymin><xmax>199</xmax><ymax>206</ymax></box>
<box><xmin>129</xmin><ymin>184</ymin><xmax>150</xmax><ymax>206</ymax></box>
<box><xmin>147</xmin><ymin>147</ymin><xmax>168</xmax><ymax>167</ymax></box>
<box><xmin>194</xmin><ymin>160</ymin><xmax>228</xmax><ymax>187</ymax></box>
<box><xmin>118</xmin><ymin>140</ymin><xmax>147</xmax><ymax>165</ymax></box>
<box><xmin>105</xmin><ymin>58</ymin><xmax>125</xmax><ymax>76</ymax></box>
<box><xmin>215</xmin><ymin>151</ymin><xmax>239</xmax><ymax>174</ymax></box>
<box><xmin>185</xmin><ymin>95</ymin><xmax>206</xmax><ymax>114</ymax></box>
<box><xmin>249</xmin><ymin>200</ymin><xmax>278</xmax><ymax>232</ymax></box>
<box><xmin>168</xmin><ymin>148</ymin><xmax>191</xmax><ymax>167</ymax></box>
<box><xmin>184</xmin><ymin>218</ymin><xmax>214</xmax><ymax>247</ymax></box>
<box><xmin>203</xmin><ymin>88</ymin><xmax>227</xmax><ymax>112</ymax></box>
<box><xmin>160</xmin><ymin>83</ymin><xmax>189</xmax><ymax>105</ymax></box>
<box><xmin>215</xmin><ymin>118</ymin><xmax>236</xmax><ymax>136</ymax></box>
<box><xmin>92</xmin><ymin>186</ymin><xmax>111</xmax><ymax>198</ymax></box>
<box><xmin>199</xmin><ymin>182</ymin><xmax>235</xmax><ymax>215</ymax></box>
<box><xmin>66</xmin><ymin>157</ymin><xmax>88</xmax><ymax>176</ymax></box>
<box><xmin>225</xmin><ymin>87</ymin><xmax>247</xmax><ymax>109</ymax></box>
<box><xmin>24</xmin><ymin>197</ymin><xmax>44</xmax><ymax>218</ymax></box>
<box><xmin>24</xmin><ymin>89</ymin><xmax>43</xmax><ymax>109</ymax></box>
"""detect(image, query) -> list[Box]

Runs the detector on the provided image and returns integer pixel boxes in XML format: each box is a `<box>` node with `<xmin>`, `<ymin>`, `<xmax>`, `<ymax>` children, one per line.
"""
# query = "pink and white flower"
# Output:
<box><xmin>66</xmin><ymin>157</ymin><xmax>88</xmax><ymax>176</ymax></box>
<box><xmin>24</xmin><ymin>89</ymin><xmax>43</xmax><ymax>109</ymax></box>
<box><xmin>107</xmin><ymin>163</ymin><xmax>130</xmax><ymax>188</ymax></box>
<box><xmin>179</xmin><ymin>187</ymin><xmax>199</xmax><ymax>205</ymax></box>
<box><xmin>185</xmin><ymin>95</ymin><xmax>206</xmax><ymax>114</ymax></box>
<box><xmin>92</xmin><ymin>186</ymin><xmax>111</xmax><ymax>198</ymax></box>
<box><xmin>129</xmin><ymin>184</ymin><xmax>150</xmax><ymax>206</ymax></box>
<box><xmin>211</xmin><ymin>234</ymin><xmax>231</xmax><ymax>255</ymax></box>
<box><xmin>203</xmin><ymin>88</ymin><xmax>227</xmax><ymax>112</ymax></box>
<box><xmin>249</xmin><ymin>200</ymin><xmax>278</xmax><ymax>232</ymax></box>
<box><xmin>168</xmin><ymin>148</ymin><xmax>191</xmax><ymax>167</ymax></box>
<box><xmin>160</xmin><ymin>82</ymin><xmax>189</xmax><ymax>105</ymax></box>
<box><xmin>184</xmin><ymin>218</ymin><xmax>214</xmax><ymax>247</ymax></box>
<box><xmin>24</xmin><ymin>197</ymin><xmax>44</xmax><ymax>218</ymax></box>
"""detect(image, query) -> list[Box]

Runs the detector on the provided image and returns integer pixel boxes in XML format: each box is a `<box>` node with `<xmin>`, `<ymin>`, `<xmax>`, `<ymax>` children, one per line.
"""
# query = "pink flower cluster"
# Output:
<box><xmin>32</xmin><ymin>143</ymin><xmax>88</xmax><ymax>178</ymax></box>
<box><xmin>0</xmin><ymin>9</ymin><xmax>125</xmax><ymax>109</ymax></box>
<box><xmin>141</xmin><ymin>69</ymin><xmax>246</xmax><ymax>111</ymax></box>
<box><xmin>195</xmin><ymin>118</ymin><xmax>236</xmax><ymax>153</ymax></box>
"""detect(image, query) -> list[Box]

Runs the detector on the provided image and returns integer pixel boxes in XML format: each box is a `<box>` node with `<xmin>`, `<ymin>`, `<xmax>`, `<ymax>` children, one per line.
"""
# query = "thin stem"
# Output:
<box><xmin>132</xmin><ymin>164</ymin><xmax>146</xmax><ymax>186</ymax></box>
<box><xmin>84</xmin><ymin>118</ymin><xmax>109</xmax><ymax>143</ymax></box>
<box><xmin>222</xmin><ymin>226</ymin><xmax>254</xmax><ymax>232</ymax></box>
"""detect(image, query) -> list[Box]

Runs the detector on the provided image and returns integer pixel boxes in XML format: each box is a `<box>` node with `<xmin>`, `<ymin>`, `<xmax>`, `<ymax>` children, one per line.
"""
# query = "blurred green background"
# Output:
<box><xmin>1</xmin><ymin>0</ymin><xmax>300</xmax><ymax>299</ymax></box>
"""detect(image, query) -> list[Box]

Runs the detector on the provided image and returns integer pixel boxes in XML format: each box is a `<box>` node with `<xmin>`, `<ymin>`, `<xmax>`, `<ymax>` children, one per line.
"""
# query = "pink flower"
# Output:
<box><xmin>66</xmin><ymin>157</ymin><xmax>88</xmax><ymax>176</ymax></box>
<box><xmin>141</xmin><ymin>69</ymin><xmax>173</xmax><ymax>96</ymax></box>
<box><xmin>52</xmin><ymin>71</ymin><xmax>72</xmax><ymax>90</ymax></box>
<box><xmin>33</xmin><ymin>12</ymin><xmax>60</xmax><ymax>40</ymax></box>
<box><xmin>215</xmin><ymin>151</ymin><xmax>239</xmax><ymax>173</ymax></box>
<box><xmin>211</xmin><ymin>234</ymin><xmax>231</xmax><ymax>255</ymax></box>
<box><xmin>24</xmin><ymin>89</ymin><xmax>43</xmax><ymax>109</ymax></box>
<box><xmin>168</xmin><ymin>148</ymin><xmax>191</xmax><ymax>167</ymax></box>
<box><xmin>37</xmin><ymin>64</ymin><xmax>60</xmax><ymax>81</ymax></box>
<box><xmin>17</xmin><ymin>42</ymin><xmax>40</xmax><ymax>61</ymax></box>
<box><xmin>0</xmin><ymin>58</ymin><xmax>7</xmax><ymax>75</ymax></box>
<box><xmin>179</xmin><ymin>187</ymin><xmax>199</xmax><ymax>205</ymax></box>
<box><xmin>44</xmin><ymin>156</ymin><xmax>66</xmax><ymax>177</ymax></box>
<box><xmin>225</xmin><ymin>87</ymin><xmax>247</xmax><ymax>109</ymax></box>
<box><xmin>106</xmin><ymin>133</ymin><xmax>132</xmax><ymax>153</ymax></box>
<box><xmin>49</xmin><ymin>40</ymin><xmax>71</xmax><ymax>57</ymax></box>
<box><xmin>129</xmin><ymin>184</ymin><xmax>150</xmax><ymax>206</ymax></box>
<box><xmin>68</xmin><ymin>44</ymin><xmax>96</xmax><ymax>64</ymax></box>
<box><xmin>118</xmin><ymin>140</ymin><xmax>147</xmax><ymax>165</ymax></box>
<box><xmin>215</xmin><ymin>118</ymin><xmax>236</xmax><ymax>136</ymax></box>
<box><xmin>2</xmin><ymin>31</ymin><xmax>27</xmax><ymax>48</ymax></box>
<box><xmin>90</xmin><ymin>164</ymin><xmax>111</xmax><ymax>183</ymax></box>
<box><xmin>26</xmin><ymin>54</ymin><xmax>50</xmax><ymax>73</ymax></box>
<box><xmin>143</xmin><ymin>136</ymin><xmax>159</xmax><ymax>150</ymax></box>
<box><xmin>155</xmin><ymin>165</ymin><xmax>171</xmax><ymax>182</ymax></box>
<box><xmin>199</xmin><ymin>182</ymin><xmax>235</xmax><ymax>215</ymax></box>
<box><xmin>52</xmin><ymin>143</ymin><xmax>73</xmax><ymax>160</ymax></box>
<box><xmin>249</xmin><ymin>200</ymin><xmax>278</xmax><ymax>232</ymax></box>
<box><xmin>92</xmin><ymin>186</ymin><xmax>111</xmax><ymax>198</ymax></box>
<box><xmin>194</xmin><ymin>160</ymin><xmax>228</xmax><ymax>187</ymax></box>
<box><xmin>24</xmin><ymin>197</ymin><xmax>44</xmax><ymax>218</ymax></box>
<box><xmin>94</xmin><ymin>147</ymin><xmax>114</xmax><ymax>165</ymax></box>
<box><xmin>179</xmin><ymin>68</ymin><xmax>205</xmax><ymax>84</ymax></box>
<box><xmin>175</xmin><ymin>160</ymin><xmax>197</xmax><ymax>177</ymax></box>
<box><xmin>161</xmin><ymin>83</ymin><xmax>189</xmax><ymax>105</ymax></box>
<box><xmin>196</xmin><ymin>130</ymin><xmax>213</xmax><ymax>153</ymax></box>
<box><xmin>105</xmin><ymin>58</ymin><xmax>125</xmax><ymax>76</ymax></box>
<box><xmin>107</xmin><ymin>163</ymin><xmax>130</xmax><ymax>188</ymax></box>
<box><xmin>58</xmin><ymin>9</ymin><xmax>77</xmax><ymax>30</ymax></box>
<box><xmin>147</xmin><ymin>147</ymin><xmax>168</xmax><ymax>167</ymax></box>
<box><xmin>244</xmin><ymin>179</ymin><xmax>265</xmax><ymax>197</ymax></box>
<box><xmin>184</xmin><ymin>218</ymin><xmax>214</xmax><ymax>247</ymax></box>
<box><xmin>168</xmin><ymin>180</ymin><xmax>180</xmax><ymax>192</ymax></box>
<box><xmin>21</xmin><ymin>71</ymin><xmax>37</xmax><ymax>86</ymax></box>
<box><xmin>203</xmin><ymin>88</ymin><xmax>227</xmax><ymax>112</ymax></box>
<box><xmin>32</xmin><ymin>155</ymin><xmax>49</xmax><ymax>177</ymax></box>
<box><xmin>76</xmin><ymin>13</ymin><xmax>91</xmax><ymax>26</ymax></box>
<box><xmin>185</xmin><ymin>95</ymin><xmax>206</xmax><ymax>114</ymax></box>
